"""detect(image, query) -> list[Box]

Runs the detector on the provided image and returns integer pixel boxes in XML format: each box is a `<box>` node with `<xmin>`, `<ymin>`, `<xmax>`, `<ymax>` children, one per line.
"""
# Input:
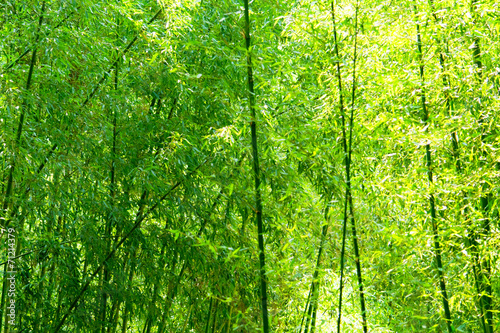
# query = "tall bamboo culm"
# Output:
<box><xmin>243</xmin><ymin>0</ymin><xmax>270</xmax><ymax>332</ymax></box>
<box><xmin>469</xmin><ymin>1</ymin><xmax>494</xmax><ymax>331</ymax></box>
<box><xmin>414</xmin><ymin>6</ymin><xmax>453</xmax><ymax>333</ymax></box>
<box><xmin>331</xmin><ymin>1</ymin><xmax>367</xmax><ymax>332</ymax></box>
<box><xmin>0</xmin><ymin>2</ymin><xmax>46</xmax><ymax>331</ymax></box>
<box><xmin>427</xmin><ymin>2</ymin><xmax>490</xmax><ymax>331</ymax></box>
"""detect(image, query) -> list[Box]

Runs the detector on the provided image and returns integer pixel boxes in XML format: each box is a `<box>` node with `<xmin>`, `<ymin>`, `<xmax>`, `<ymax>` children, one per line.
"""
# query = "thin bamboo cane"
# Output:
<box><xmin>331</xmin><ymin>1</ymin><xmax>367</xmax><ymax>332</ymax></box>
<box><xmin>469</xmin><ymin>1</ymin><xmax>494</xmax><ymax>330</ymax></box>
<box><xmin>204</xmin><ymin>297</ymin><xmax>214</xmax><ymax>333</ymax></box>
<box><xmin>2</xmin><ymin>1</ymin><xmax>46</xmax><ymax>222</ymax></box>
<box><xmin>0</xmin><ymin>3</ymin><xmax>46</xmax><ymax>331</ymax></box>
<box><xmin>243</xmin><ymin>0</ymin><xmax>270</xmax><ymax>332</ymax></box>
<box><xmin>302</xmin><ymin>207</ymin><xmax>330</xmax><ymax>333</ymax></box>
<box><xmin>414</xmin><ymin>6</ymin><xmax>453</xmax><ymax>332</ymax></box>
<box><xmin>427</xmin><ymin>3</ymin><xmax>489</xmax><ymax>331</ymax></box>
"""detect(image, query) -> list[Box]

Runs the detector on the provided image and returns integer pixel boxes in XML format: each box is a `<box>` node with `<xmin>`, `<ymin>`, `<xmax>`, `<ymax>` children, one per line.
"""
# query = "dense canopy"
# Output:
<box><xmin>1</xmin><ymin>0</ymin><xmax>499</xmax><ymax>332</ymax></box>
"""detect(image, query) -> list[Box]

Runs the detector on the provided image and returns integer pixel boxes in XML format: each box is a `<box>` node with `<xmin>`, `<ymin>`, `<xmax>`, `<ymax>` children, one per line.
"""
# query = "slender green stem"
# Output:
<box><xmin>414</xmin><ymin>7</ymin><xmax>453</xmax><ymax>332</ymax></box>
<box><xmin>469</xmin><ymin>1</ymin><xmax>494</xmax><ymax>330</ymax></box>
<box><xmin>332</xmin><ymin>2</ymin><xmax>366</xmax><ymax>332</ymax></box>
<box><xmin>428</xmin><ymin>2</ymin><xmax>489</xmax><ymax>331</ymax></box>
<box><xmin>243</xmin><ymin>0</ymin><xmax>270</xmax><ymax>332</ymax></box>
<box><xmin>330</xmin><ymin>4</ymin><xmax>348</xmax><ymax>331</ymax></box>
<box><xmin>2</xmin><ymin>1</ymin><xmax>46</xmax><ymax>225</ymax></box>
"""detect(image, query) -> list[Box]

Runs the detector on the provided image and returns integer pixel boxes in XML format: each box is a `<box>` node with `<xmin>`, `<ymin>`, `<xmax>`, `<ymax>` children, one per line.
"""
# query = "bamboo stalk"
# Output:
<box><xmin>345</xmin><ymin>4</ymin><xmax>367</xmax><ymax>332</ymax></box>
<box><xmin>181</xmin><ymin>304</ymin><xmax>192</xmax><ymax>333</ymax></box>
<box><xmin>204</xmin><ymin>297</ymin><xmax>214</xmax><ymax>333</ymax></box>
<box><xmin>331</xmin><ymin>1</ymin><xmax>367</xmax><ymax>332</ymax></box>
<box><xmin>120</xmin><ymin>248</ymin><xmax>138</xmax><ymax>333</ymax></box>
<box><xmin>0</xmin><ymin>3</ymin><xmax>46</xmax><ymax>330</ymax></box>
<box><xmin>469</xmin><ymin>1</ymin><xmax>494</xmax><ymax>330</ymax></box>
<box><xmin>243</xmin><ymin>0</ymin><xmax>270</xmax><ymax>332</ymax></box>
<box><xmin>414</xmin><ymin>6</ymin><xmax>453</xmax><ymax>332</ymax></box>
<box><xmin>302</xmin><ymin>207</ymin><xmax>329</xmax><ymax>333</ymax></box>
<box><xmin>332</xmin><ymin>0</ymin><xmax>349</xmax><ymax>328</ymax></box>
<box><xmin>2</xmin><ymin>1</ymin><xmax>46</xmax><ymax>224</ymax></box>
<box><xmin>106</xmin><ymin>299</ymin><xmax>120</xmax><ymax>333</ymax></box>
<box><xmin>427</xmin><ymin>2</ymin><xmax>489</xmax><ymax>331</ymax></box>
<box><xmin>101</xmin><ymin>22</ymin><xmax>121</xmax><ymax>332</ymax></box>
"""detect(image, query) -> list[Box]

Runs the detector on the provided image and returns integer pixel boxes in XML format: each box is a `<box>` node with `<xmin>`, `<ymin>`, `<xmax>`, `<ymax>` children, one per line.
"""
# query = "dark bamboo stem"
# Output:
<box><xmin>331</xmin><ymin>1</ymin><xmax>349</xmax><ymax>328</ymax></box>
<box><xmin>469</xmin><ymin>1</ymin><xmax>494</xmax><ymax>330</ymax></box>
<box><xmin>302</xmin><ymin>207</ymin><xmax>330</xmax><ymax>333</ymax></box>
<box><xmin>243</xmin><ymin>0</ymin><xmax>270</xmax><ymax>332</ymax></box>
<box><xmin>332</xmin><ymin>1</ymin><xmax>366</xmax><ymax>332</ymax></box>
<box><xmin>2</xmin><ymin>1</ymin><xmax>46</xmax><ymax>225</ymax></box>
<box><xmin>120</xmin><ymin>249</ymin><xmax>138</xmax><ymax>333</ymax></box>
<box><xmin>0</xmin><ymin>3</ymin><xmax>46</xmax><ymax>330</ymax></box>
<box><xmin>414</xmin><ymin>8</ymin><xmax>453</xmax><ymax>333</ymax></box>
<box><xmin>345</xmin><ymin>4</ymin><xmax>367</xmax><ymax>332</ymax></box>
<box><xmin>100</xmin><ymin>35</ymin><xmax>120</xmax><ymax>333</ymax></box>
<box><xmin>204</xmin><ymin>297</ymin><xmax>214</xmax><ymax>333</ymax></box>
<box><xmin>428</xmin><ymin>2</ymin><xmax>489</xmax><ymax>331</ymax></box>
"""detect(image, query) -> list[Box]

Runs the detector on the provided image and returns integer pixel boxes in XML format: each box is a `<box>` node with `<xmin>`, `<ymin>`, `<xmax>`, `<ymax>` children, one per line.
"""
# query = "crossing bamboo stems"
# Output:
<box><xmin>331</xmin><ymin>1</ymin><xmax>367</xmax><ymax>332</ymax></box>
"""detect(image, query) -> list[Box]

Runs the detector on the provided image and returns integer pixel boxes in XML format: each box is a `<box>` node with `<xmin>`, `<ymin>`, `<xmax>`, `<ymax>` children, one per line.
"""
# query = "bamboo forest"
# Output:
<box><xmin>1</xmin><ymin>0</ymin><xmax>500</xmax><ymax>332</ymax></box>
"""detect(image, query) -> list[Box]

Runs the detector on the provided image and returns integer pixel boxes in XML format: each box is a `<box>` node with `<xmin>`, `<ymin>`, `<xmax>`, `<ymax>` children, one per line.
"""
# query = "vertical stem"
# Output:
<box><xmin>1</xmin><ymin>0</ymin><xmax>45</xmax><ymax>220</ymax></box>
<box><xmin>469</xmin><ymin>1</ymin><xmax>494</xmax><ymax>330</ymax></box>
<box><xmin>303</xmin><ymin>207</ymin><xmax>330</xmax><ymax>333</ymax></box>
<box><xmin>145</xmin><ymin>247</ymin><xmax>163</xmax><ymax>333</ymax></box>
<box><xmin>0</xmin><ymin>3</ymin><xmax>46</xmax><ymax>330</ymax></box>
<box><xmin>101</xmin><ymin>25</ymin><xmax>120</xmax><ymax>333</ymax></box>
<box><xmin>428</xmin><ymin>2</ymin><xmax>489</xmax><ymax>331</ymax></box>
<box><xmin>345</xmin><ymin>4</ymin><xmax>367</xmax><ymax>332</ymax></box>
<box><xmin>226</xmin><ymin>305</ymin><xmax>233</xmax><ymax>333</ymax></box>
<box><xmin>211</xmin><ymin>300</ymin><xmax>219</xmax><ymax>333</ymax></box>
<box><xmin>181</xmin><ymin>304</ymin><xmax>192</xmax><ymax>333</ymax></box>
<box><xmin>299</xmin><ymin>282</ymin><xmax>313</xmax><ymax>333</ymax></box>
<box><xmin>120</xmin><ymin>247</ymin><xmax>138</xmax><ymax>333</ymax></box>
<box><xmin>414</xmin><ymin>7</ymin><xmax>453</xmax><ymax>333</ymax></box>
<box><xmin>331</xmin><ymin>1</ymin><xmax>348</xmax><ymax>329</ymax></box>
<box><xmin>107</xmin><ymin>299</ymin><xmax>121</xmax><ymax>333</ymax></box>
<box><xmin>309</xmin><ymin>299</ymin><xmax>319</xmax><ymax>333</ymax></box>
<box><xmin>332</xmin><ymin>2</ymin><xmax>366</xmax><ymax>332</ymax></box>
<box><xmin>204</xmin><ymin>297</ymin><xmax>214</xmax><ymax>333</ymax></box>
<box><xmin>243</xmin><ymin>1</ymin><xmax>270</xmax><ymax>332</ymax></box>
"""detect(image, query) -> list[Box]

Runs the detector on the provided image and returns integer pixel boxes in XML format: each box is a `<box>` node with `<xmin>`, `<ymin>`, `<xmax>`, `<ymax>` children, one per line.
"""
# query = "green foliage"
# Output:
<box><xmin>0</xmin><ymin>0</ymin><xmax>499</xmax><ymax>332</ymax></box>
